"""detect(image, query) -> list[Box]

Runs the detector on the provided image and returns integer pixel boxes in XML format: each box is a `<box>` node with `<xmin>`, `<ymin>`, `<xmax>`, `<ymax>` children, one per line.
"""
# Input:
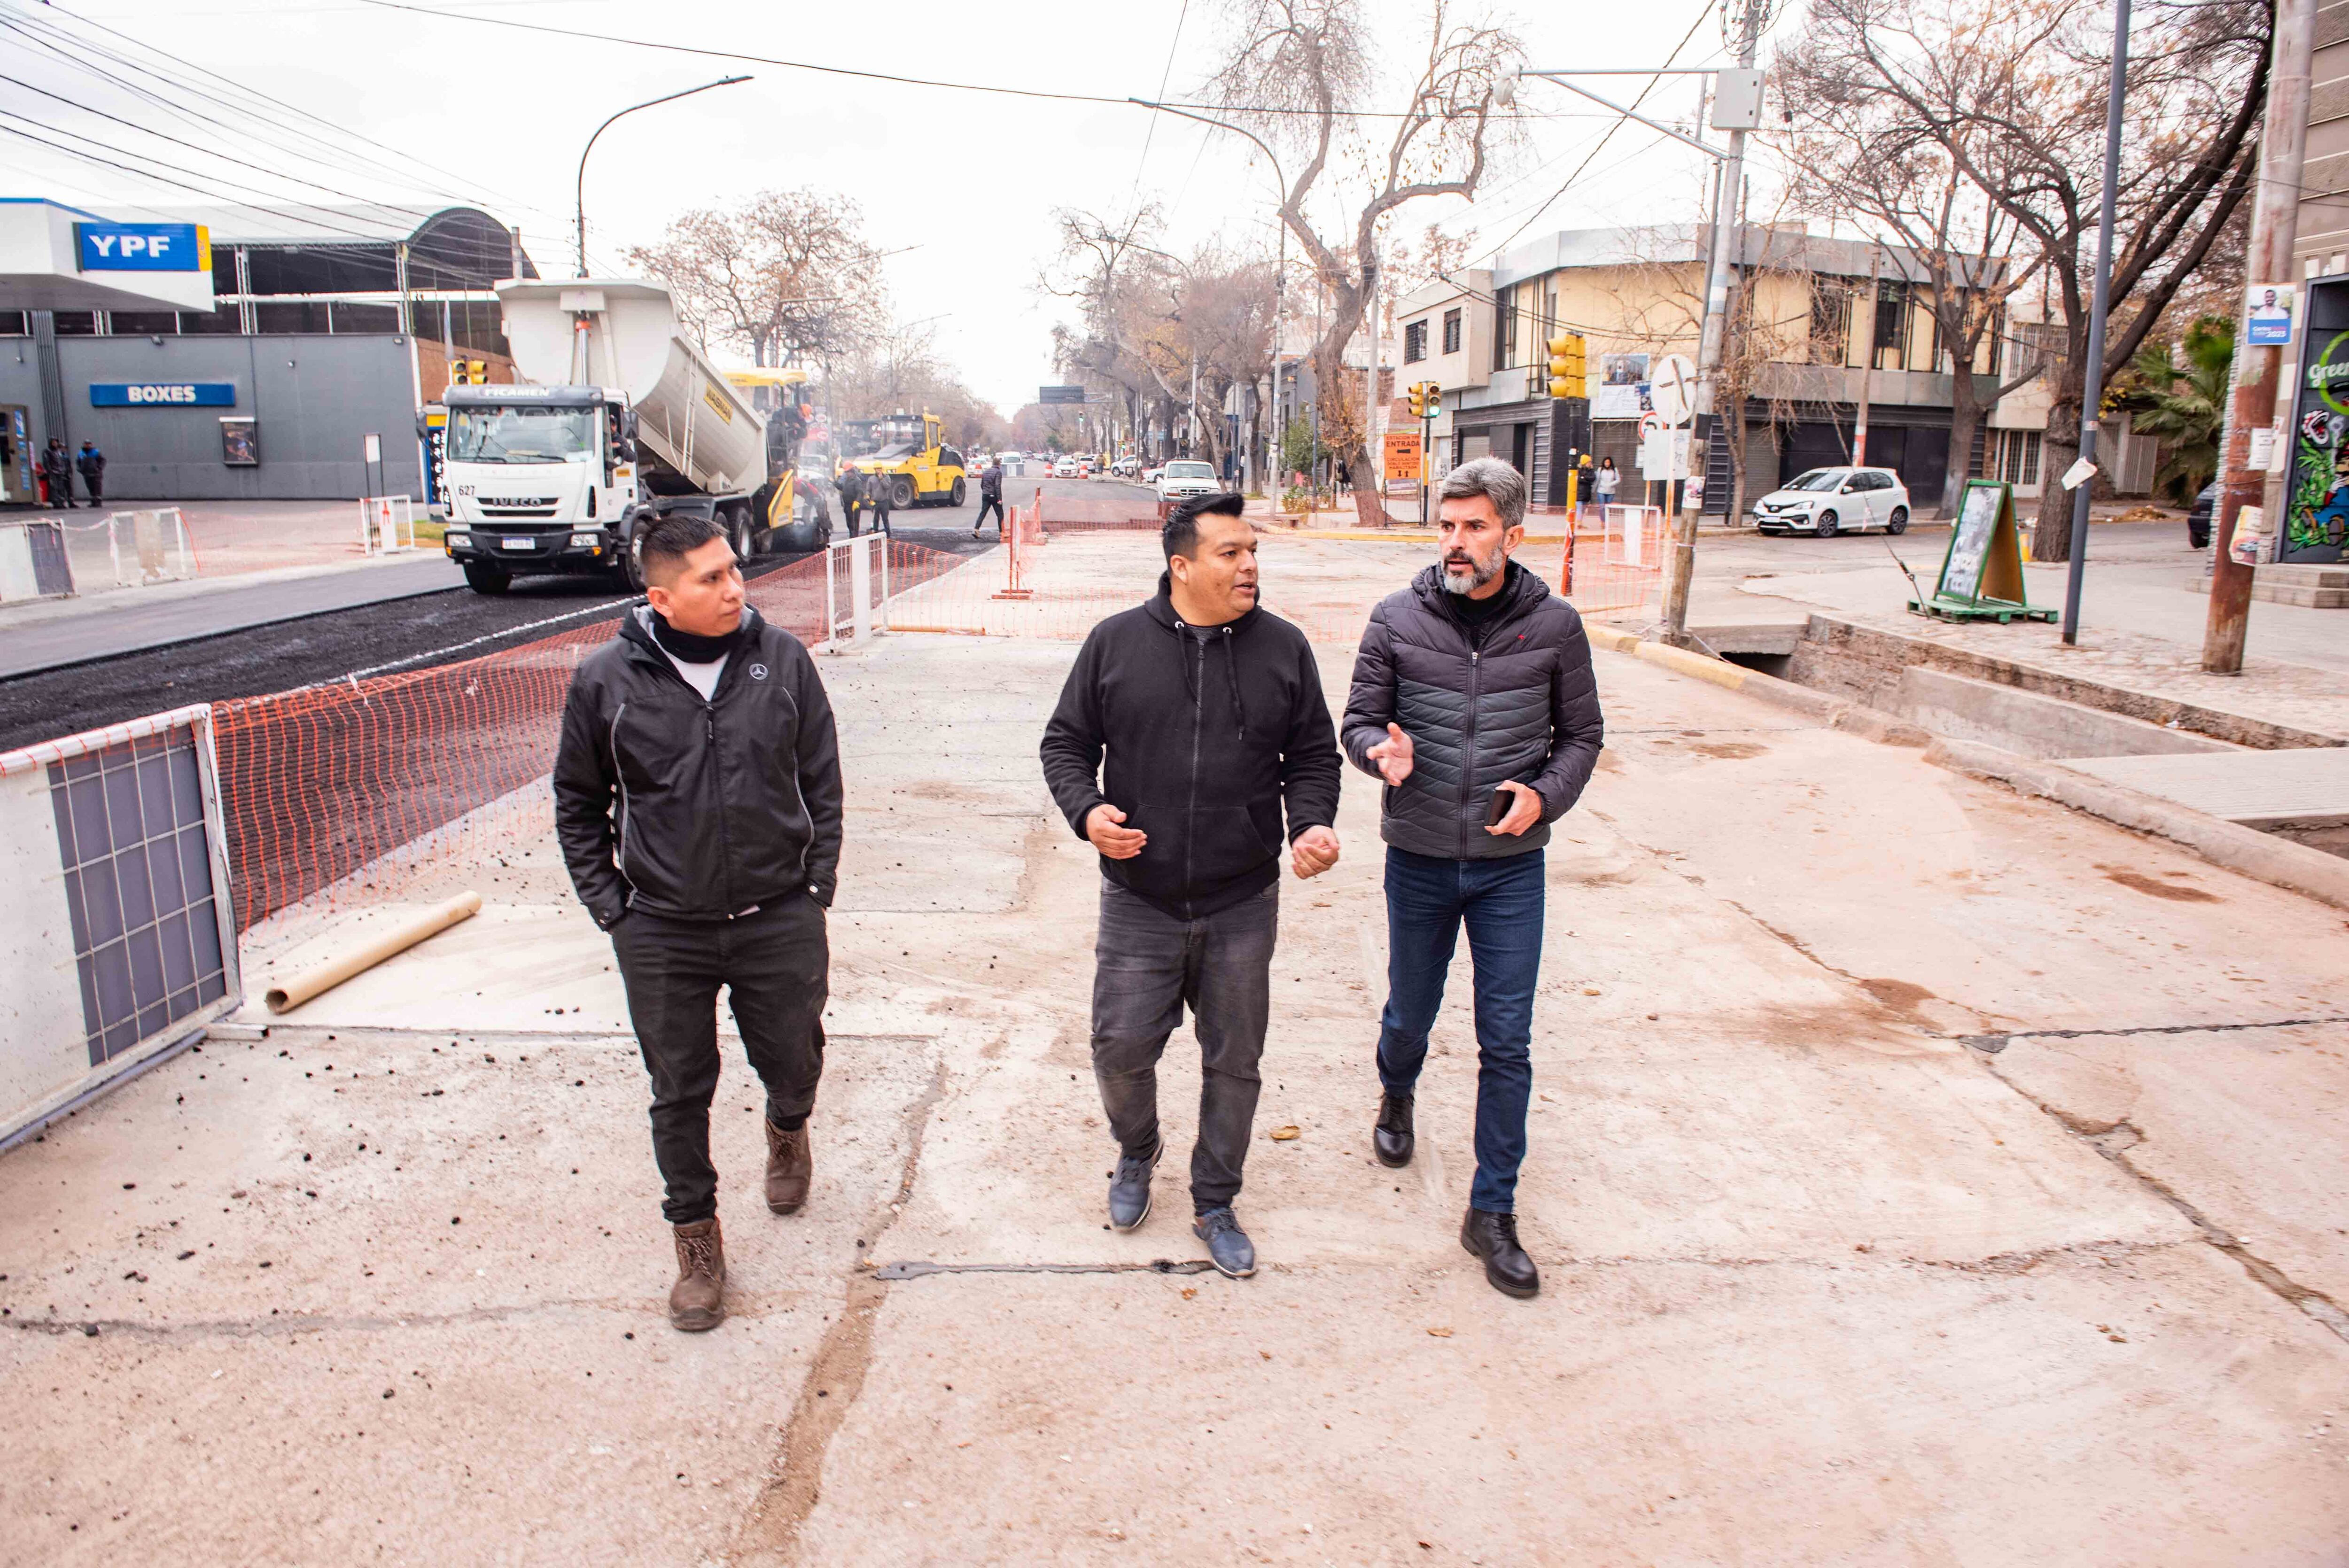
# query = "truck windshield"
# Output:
<box><xmin>449</xmin><ymin>405</ymin><xmax>599</xmax><ymax>464</ymax></box>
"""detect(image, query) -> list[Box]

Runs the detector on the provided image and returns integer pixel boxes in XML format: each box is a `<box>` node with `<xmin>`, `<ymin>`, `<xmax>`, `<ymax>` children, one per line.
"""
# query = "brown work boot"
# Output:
<box><xmin>669</xmin><ymin>1216</ymin><xmax>725</xmax><ymax>1332</ymax></box>
<box><xmin>765</xmin><ymin>1118</ymin><xmax>812</xmax><ymax>1214</ymax></box>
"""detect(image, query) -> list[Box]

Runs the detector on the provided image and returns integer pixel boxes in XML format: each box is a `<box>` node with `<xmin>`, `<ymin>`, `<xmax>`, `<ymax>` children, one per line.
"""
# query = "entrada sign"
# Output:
<box><xmin>90</xmin><ymin>382</ymin><xmax>237</xmax><ymax>408</ymax></box>
<box><xmin>74</xmin><ymin>223</ymin><xmax>211</xmax><ymax>273</ymax></box>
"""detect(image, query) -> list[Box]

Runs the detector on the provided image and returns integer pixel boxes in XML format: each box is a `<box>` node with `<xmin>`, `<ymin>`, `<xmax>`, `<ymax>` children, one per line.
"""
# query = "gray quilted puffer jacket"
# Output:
<box><xmin>1341</xmin><ymin>560</ymin><xmax>1604</xmax><ymax>860</ymax></box>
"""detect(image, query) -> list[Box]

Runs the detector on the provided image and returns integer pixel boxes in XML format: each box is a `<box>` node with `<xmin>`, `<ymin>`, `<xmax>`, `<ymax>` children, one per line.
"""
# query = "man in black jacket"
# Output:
<box><xmin>1040</xmin><ymin>492</ymin><xmax>1343</xmax><ymax>1278</ymax></box>
<box><xmin>972</xmin><ymin>458</ymin><xmax>1005</xmax><ymax>537</ymax></box>
<box><xmin>75</xmin><ymin>440</ymin><xmax>105</xmax><ymax>508</ymax></box>
<box><xmin>42</xmin><ymin>438</ymin><xmax>73</xmax><ymax>508</ymax></box>
<box><xmin>1342</xmin><ymin>456</ymin><xmax>1604</xmax><ymax>1299</ymax></box>
<box><xmin>553</xmin><ymin>512</ymin><xmax>843</xmax><ymax>1332</ymax></box>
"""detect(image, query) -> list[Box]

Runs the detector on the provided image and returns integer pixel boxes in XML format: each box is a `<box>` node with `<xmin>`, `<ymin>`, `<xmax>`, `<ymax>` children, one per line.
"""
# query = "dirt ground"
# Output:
<box><xmin>4</xmin><ymin>533</ymin><xmax>2346</xmax><ymax>1566</ymax></box>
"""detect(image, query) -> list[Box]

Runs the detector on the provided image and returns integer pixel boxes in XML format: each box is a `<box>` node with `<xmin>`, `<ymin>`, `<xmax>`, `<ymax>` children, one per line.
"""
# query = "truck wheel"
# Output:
<box><xmin>615</xmin><ymin>524</ymin><xmax>648</xmax><ymax>595</ymax></box>
<box><xmin>729</xmin><ymin>506</ymin><xmax>754</xmax><ymax>561</ymax></box>
<box><xmin>463</xmin><ymin>561</ymin><xmax>511</xmax><ymax>596</ymax></box>
<box><xmin>890</xmin><ymin>475</ymin><xmax>917</xmax><ymax>511</ymax></box>
<box><xmin>949</xmin><ymin>476</ymin><xmax>967</xmax><ymax>508</ymax></box>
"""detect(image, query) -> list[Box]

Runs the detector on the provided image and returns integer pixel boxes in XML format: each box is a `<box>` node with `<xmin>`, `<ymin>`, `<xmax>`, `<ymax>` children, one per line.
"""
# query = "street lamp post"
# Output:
<box><xmin>575</xmin><ymin>76</ymin><xmax>751</xmax><ymax>277</ymax></box>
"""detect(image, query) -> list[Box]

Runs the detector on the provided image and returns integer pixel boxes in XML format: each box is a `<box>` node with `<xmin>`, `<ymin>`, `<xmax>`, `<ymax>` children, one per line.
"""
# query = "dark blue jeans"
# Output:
<box><xmin>1377</xmin><ymin>845</ymin><xmax>1545</xmax><ymax>1212</ymax></box>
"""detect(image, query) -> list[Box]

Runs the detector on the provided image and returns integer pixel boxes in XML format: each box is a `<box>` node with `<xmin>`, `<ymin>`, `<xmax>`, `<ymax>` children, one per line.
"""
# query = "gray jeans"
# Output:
<box><xmin>1090</xmin><ymin>877</ymin><xmax>1279</xmax><ymax>1212</ymax></box>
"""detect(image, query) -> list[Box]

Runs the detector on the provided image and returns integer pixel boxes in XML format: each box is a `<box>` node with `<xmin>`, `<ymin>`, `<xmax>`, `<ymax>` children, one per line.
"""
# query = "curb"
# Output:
<box><xmin>1923</xmin><ymin>737</ymin><xmax>2349</xmax><ymax>912</ymax></box>
<box><xmin>1588</xmin><ymin>627</ymin><xmax>2349</xmax><ymax>911</ymax></box>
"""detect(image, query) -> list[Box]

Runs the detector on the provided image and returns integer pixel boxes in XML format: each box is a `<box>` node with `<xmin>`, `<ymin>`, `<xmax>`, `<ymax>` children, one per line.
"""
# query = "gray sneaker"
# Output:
<box><xmin>1108</xmin><ymin>1140</ymin><xmax>1162</xmax><ymax>1232</ymax></box>
<box><xmin>1192</xmin><ymin>1206</ymin><xmax>1257</xmax><ymax>1278</ymax></box>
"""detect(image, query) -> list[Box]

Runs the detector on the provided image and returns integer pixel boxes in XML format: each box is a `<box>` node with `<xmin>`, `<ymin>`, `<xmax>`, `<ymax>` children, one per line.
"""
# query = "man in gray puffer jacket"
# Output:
<box><xmin>1341</xmin><ymin>456</ymin><xmax>1604</xmax><ymax>1298</ymax></box>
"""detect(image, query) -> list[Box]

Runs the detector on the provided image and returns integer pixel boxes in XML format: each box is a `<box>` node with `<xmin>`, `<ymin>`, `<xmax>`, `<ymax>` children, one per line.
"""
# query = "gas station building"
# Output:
<box><xmin>0</xmin><ymin>197</ymin><xmax>536</xmax><ymax>504</ymax></box>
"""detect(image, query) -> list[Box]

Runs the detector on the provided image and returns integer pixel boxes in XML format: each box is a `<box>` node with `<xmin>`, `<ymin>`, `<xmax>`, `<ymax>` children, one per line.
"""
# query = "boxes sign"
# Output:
<box><xmin>91</xmin><ymin>383</ymin><xmax>237</xmax><ymax>408</ymax></box>
<box><xmin>75</xmin><ymin>223</ymin><xmax>210</xmax><ymax>273</ymax></box>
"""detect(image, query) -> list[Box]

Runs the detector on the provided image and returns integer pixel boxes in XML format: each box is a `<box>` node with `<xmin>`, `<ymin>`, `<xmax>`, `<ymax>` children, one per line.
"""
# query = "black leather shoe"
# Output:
<box><xmin>1460</xmin><ymin>1206</ymin><xmax>1539</xmax><ymax>1298</ymax></box>
<box><xmin>1373</xmin><ymin>1091</ymin><xmax>1415</xmax><ymax>1168</ymax></box>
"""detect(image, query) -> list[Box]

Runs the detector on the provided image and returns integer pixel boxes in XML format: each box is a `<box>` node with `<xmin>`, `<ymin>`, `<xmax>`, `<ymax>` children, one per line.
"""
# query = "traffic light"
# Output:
<box><xmin>1547</xmin><ymin>334</ymin><xmax>1586</xmax><ymax>399</ymax></box>
<box><xmin>450</xmin><ymin>358</ymin><xmax>487</xmax><ymax>386</ymax></box>
<box><xmin>1423</xmin><ymin>383</ymin><xmax>1442</xmax><ymax>418</ymax></box>
<box><xmin>1407</xmin><ymin>382</ymin><xmax>1427</xmax><ymax>420</ymax></box>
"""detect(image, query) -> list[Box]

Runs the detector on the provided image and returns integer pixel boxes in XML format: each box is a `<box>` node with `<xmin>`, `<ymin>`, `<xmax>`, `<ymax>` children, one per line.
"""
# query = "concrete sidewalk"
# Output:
<box><xmin>0</xmin><ymin>552</ymin><xmax>463</xmax><ymax>679</ymax></box>
<box><xmin>4</xmin><ymin>533</ymin><xmax>2346</xmax><ymax>1564</ymax></box>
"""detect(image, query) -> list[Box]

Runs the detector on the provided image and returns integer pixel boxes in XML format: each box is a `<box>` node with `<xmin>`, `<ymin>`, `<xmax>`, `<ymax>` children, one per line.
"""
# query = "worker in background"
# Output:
<box><xmin>837</xmin><ymin>465</ymin><xmax>867</xmax><ymax>536</ymax></box>
<box><xmin>42</xmin><ymin>437</ymin><xmax>72</xmax><ymax>508</ymax></box>
<box><xmin>75</xmin><ymin>440</ymin><xmax>105</xmax><ymax>510</ymax></box>
<box><xmin>870</xmin><ymin>472</ymin><xmax>894</xmax><ymax>538</ymax></box>
<box><xmin>973</xmin><ymin>455</ymin><xmax>1006</xmax><ymax>537</ymax></box>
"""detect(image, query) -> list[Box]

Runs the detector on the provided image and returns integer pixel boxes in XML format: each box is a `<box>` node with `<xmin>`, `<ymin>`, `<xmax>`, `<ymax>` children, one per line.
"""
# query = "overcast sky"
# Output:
<box><xmin>4</xmin><ymin>0</ymin><xmax>1773</xmax><ymax>413</ymax></box>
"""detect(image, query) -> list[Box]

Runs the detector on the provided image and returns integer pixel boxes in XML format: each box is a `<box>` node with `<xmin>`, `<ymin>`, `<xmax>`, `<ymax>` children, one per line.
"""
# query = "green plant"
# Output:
<box><xmin>1278</xmin><ymin>417</ymin><xmax>1320</xmax><ymax>482</ymax></box>
<box><xmin>2121</xmin><ymin>314</ymin><xmax>2232</xmax><ymax>503</ymax></box>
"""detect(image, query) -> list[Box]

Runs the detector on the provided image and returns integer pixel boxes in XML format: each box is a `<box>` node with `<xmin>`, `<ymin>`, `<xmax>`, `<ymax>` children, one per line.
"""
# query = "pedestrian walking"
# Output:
<box><xmin>42</xmin><ymin>438</ymin><xmax>73</xmax><ymax>508</ymax></box>
<box><xmin>1040</xmin><ymin>491</ymin><xmax>1344</xmax><ymax>1279</ymax></box>
<box><xmin>973</xmin><ymin>457</ymin><xmax>1006</xmax><ymax>537</ymax></box>
<box><xmin>552</xmin><ymin>513</ymin><xmax>843</xmax><ymax>1333</ymax></box>
<box><xmin>1341</xmin><ymin>456</ymin><xmax>1604</xmax><ymax>1299</ymax></box>
<box><xmin>75</xmin><ymin>440</ymin><xmax>105</xmax><ymax>509</ymax></box>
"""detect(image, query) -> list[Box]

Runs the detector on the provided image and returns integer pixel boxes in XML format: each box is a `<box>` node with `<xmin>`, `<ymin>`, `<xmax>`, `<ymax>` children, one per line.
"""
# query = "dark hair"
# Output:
<box><xmin>1162</xmin><ymin>490</ymin><xmax>1247</xmax><ymax>560</ymax></box>
<box><xmin>640</xmin><ymin>511</ymin><xmax>726</xmax><ymax>584</ymax></box>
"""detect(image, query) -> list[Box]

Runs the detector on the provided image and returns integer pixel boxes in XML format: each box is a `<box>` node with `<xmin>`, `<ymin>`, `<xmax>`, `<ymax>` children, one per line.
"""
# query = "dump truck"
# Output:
<box><xmin>841</xmin><ymin>410</ymin><xmax>967</xmax><ymax>510</ymax></box>
<box><xmin>437</xmin><ymin>278</ymin><xmax>822</xmax><ymax>595</ymax></box>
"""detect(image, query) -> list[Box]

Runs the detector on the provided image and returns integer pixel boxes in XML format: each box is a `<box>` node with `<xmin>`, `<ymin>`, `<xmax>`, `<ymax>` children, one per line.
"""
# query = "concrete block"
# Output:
<box><xmin>1892</xmin><ymin>667</ymin><xmax>2236</xmax><ymax>761</ymax></box>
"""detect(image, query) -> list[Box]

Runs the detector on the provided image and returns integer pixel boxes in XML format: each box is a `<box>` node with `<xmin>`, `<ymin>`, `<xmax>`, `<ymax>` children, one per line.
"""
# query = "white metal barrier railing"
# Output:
<box><xmin>359</xmin><ymin>495</ymin><xmax>418</xmax><ymax>555</ymax></box>
<box><xmin>1602</xmin><ymin>504</ymin><xmax>1665</xmax><ymax>567</ymax></box>
<box><xmin>819</xmin><ymin>532</ymin><xmax>892</xmax><ymax>651</ymax></box>
<box><xmin>62</xmin><ymin>508</ymin><xmax>196</xmax><ymax>586</ymax></box>
<box><xmin>0</xmin><ymin>518</ymin><xmax>75</xmax><ymax>602</ymax></box>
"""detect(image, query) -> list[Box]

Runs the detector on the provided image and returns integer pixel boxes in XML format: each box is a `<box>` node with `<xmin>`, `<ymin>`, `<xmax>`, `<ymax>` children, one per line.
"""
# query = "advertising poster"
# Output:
<box><xmin>2285</xmin><ymin>318</ymin><xmax>2349</xmax><ymax>564</ymax></box>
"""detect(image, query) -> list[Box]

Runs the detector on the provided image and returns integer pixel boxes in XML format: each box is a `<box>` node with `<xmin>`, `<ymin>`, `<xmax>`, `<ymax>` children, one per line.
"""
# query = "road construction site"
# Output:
<box><xmin>4</xmin><ymin>529</ymin><xmax>2348</xmax><ymax>1565</ymax></box>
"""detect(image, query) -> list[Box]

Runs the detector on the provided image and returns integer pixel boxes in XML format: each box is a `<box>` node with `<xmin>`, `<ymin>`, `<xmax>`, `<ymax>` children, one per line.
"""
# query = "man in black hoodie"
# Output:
<box><xmin>553</xmin><ymin>512</ymin><xmax>843</xmax><ymax>1333</ymax></box>
<box><xmin>1040</xmin><ymin>492</ymin><xmax>1343</xmax><ymax>1278</ymax></box>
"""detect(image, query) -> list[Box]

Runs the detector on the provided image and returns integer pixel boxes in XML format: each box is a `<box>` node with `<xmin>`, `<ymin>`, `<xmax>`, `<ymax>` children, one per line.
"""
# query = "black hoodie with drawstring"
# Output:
<box><xmin>1040</xmin><ymin>573</ymin><xmax>1343</xmax><ymax>920</ymax></box>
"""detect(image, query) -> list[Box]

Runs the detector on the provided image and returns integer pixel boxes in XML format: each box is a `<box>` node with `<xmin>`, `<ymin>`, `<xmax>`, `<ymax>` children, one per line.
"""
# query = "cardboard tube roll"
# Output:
<box><xmin>263</xmin><ymin>891</ymin><xmax>483</xmax><ymax>1014</ymax></box>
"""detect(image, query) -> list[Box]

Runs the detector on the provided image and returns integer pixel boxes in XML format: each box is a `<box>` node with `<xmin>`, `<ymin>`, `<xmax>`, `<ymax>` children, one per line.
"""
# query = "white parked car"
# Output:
<box><xmin>1751</xmin><ymin>466</ymin><xmax>1911</xmax><ymax>536</ymax></box>
<box><xmin>1155</xmin><ymin>459</ymin><xmax>1220</xmax><ymax>504</ymax></box>
<box><xmin>1053</xmin><ymin>456</ymin><xmax>1080</xmax><ymax>478</ymax></box>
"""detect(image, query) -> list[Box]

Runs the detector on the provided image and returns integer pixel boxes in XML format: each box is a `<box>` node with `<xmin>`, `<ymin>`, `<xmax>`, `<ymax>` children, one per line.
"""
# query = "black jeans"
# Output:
<box><xmin>611</xmin><ymin>897</ymin><xmax>829</xmax><ymax>1224</ymax></box>
<box><xmin>1091</xmin><ymin>878</ymin><xmax>1278</xmax><ymax>1213</ymax></box>
<box><xmin>974</xmin><ymin>496</ymin><xmax>1005</xmax><ymax>532</ymax></box>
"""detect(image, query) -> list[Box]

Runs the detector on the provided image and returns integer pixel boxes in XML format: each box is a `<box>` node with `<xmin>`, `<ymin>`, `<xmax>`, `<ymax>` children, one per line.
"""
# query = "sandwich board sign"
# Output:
<box><xmin>1910</xmin><ymin>479</ymin><xmax>2054</xmax><ymax>623</ymax></box>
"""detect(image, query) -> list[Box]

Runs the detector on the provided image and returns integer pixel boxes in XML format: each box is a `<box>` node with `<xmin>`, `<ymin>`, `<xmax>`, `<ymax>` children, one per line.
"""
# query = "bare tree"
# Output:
<box><xmin>626</xmin><ymin>189</ymin><xmax>883</xmax><ymax>368</ymax></box>
<box><xmin>1785</xmin><ymin>0</ymin><xmax>2268</xmax><ymax>557</ymax></box>
<box><xmin>1775</xmin><ymin>18</ymin><xmax>2052</xmax><ymax>518</ymax></box>
<box><xmin>1162</xmin><ymin>0</ymin><xmax>1522</xmax><ymax>525</ymax></box>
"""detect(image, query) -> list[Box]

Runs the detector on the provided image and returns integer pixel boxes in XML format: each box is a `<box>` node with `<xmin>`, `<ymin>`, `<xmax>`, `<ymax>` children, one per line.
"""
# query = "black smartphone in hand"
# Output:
<box><xmin>1486</xmin><ymin>785</ymin><xmax>1513</xmax><ymax>827</ymax></box>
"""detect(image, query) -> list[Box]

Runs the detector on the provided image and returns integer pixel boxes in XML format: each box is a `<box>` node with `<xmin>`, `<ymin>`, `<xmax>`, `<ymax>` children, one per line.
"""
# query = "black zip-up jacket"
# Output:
<box><xmin>1040</xmin><ymin>577</ymin><xmax>1343</xmax><ymax>919</ymax></box>
<box><xmin>980</xmin><ymin>466</ymin><xmax>1003</xmax><ymax>500</ymax></box>
<box><xmin>1341</xmin><ymin>559</ymin><xmax>1604</xmax><ymax>860</ymax></box>
<box><xmin>553</xmin><ymin>605</ymin><xmax>843</xmax><ymax>929</ymax></box>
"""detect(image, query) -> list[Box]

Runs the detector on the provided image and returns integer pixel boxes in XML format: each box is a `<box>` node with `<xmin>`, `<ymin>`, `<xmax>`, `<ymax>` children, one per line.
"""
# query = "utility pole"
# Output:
<box><xmin>1364</xmin><ymin>248</ymin><xmax>1384</xmax><ymax>523</ymax></box>
<box><xmin>1853</xmin><ymin>244</ymin><xmax>1881</xmax><ymax>466</ymax></box>
<box><xmin>2206</xmin><ymin>0</ymin><xmax>2315</xmax><ymax>672</ymax></box>
<box><xmin>1660</xmin><ymin>0</ymin><xmax>1763</xmax><ymax>644</ymax></box>
<box><xmin>2058</xmin><ymin>0</ymin><xmax>2131</xmax><ymax>645</ymax></box>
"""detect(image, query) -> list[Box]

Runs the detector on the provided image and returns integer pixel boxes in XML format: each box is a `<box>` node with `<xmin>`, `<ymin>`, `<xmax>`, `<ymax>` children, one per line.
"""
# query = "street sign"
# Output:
<box><xmin>1640</xmin><ymin>427</ymin><xmax>1691</xmax><ymax>480</ymax></box>
<box><xmin>1650</xmin><ymin>354</ymin><xmax>1697</xmax><ymax>426</ymax></box>
<box><xmin>1383</xmin><ymin>430</ymin><xmax>1422</xmax><ymax>483</ymax></box>
<box><xmin>1039</xmin><ymin>385</ymin><xmax>1088</xmax><ymax>405</ymax></box>
<box><xmin>1912</xmin><ymin>479</ymin><xmax>2053</xmax><ymax>623</ymax></box>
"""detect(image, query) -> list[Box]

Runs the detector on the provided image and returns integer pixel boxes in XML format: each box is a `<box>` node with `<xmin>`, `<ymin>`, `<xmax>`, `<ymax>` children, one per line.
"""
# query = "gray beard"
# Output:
<box><xmin>1440</xmin><ymin>554</ymin><xmax>1502</xmax><ymax>595</ymax></box>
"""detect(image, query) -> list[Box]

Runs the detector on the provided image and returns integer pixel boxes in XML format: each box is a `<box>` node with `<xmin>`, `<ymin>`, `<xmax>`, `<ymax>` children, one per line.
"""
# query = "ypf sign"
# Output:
<box><xmin>75</xmin><ymin>223</ymin><xmax>211</xmax><ymax>273</ymax></box>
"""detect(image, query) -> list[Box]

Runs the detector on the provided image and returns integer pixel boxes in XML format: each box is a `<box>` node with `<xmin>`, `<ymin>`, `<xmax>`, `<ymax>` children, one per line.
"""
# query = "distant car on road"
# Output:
<box><xmin>1141</xmin><ymin>465</ymin><xmax>1164</xmax><ymax>486</ymax></box>
<box><xmin>1111</xmin><ymin>456</ymin><xmax>1140</xmax><ymax>478</ymax></box>
<box><xmin>1156</xmin><ymin>459</ymin><xmax>1220</xmax><ymax>505</ymax></box>
<box><xmin>2187</xmin><ymin>480</ymin><xmax>2217</xmax><ymax>550</ymax></box>
<box><xmin>1054</xmin><ymin>456</ymin><xmax>1080</xmax><ymax>478</ymax></box>
<box><xmin>1077</xmin><ymin>457</ymin><xmax>1095</xmax><ymax>478</ymax></box>
<box><xmin>1751</xmin><ymin>466</ymin><xmax>1911</xmax><ymax>537</ymax></box>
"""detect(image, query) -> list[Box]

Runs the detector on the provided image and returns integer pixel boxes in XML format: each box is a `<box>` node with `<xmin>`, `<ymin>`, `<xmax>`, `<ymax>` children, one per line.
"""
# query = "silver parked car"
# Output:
<box><xmin>1752</xmin><ymin>466</ymin><xmax>1911</xmax><ymax>536</ymax></box>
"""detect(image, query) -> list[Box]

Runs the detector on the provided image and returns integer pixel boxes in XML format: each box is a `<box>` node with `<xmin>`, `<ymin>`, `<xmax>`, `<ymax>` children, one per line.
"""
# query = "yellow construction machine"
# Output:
<box><xmin>840</xmin><ymin>410</ymin><xmax>967</xmax><ymax>510</ymax></box>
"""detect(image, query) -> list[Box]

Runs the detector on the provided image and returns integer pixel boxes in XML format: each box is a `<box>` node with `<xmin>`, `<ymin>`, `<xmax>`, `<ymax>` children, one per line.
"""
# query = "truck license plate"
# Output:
<box><xmin>501</xmin><ymin>536</ymin><xmax>533</xmax><ymax>550</ymax></box>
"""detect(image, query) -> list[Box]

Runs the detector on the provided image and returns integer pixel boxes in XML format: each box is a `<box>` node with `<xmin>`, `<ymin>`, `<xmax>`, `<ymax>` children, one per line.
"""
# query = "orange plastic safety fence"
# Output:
<box><xmin>211</xmin><ymin>545</ymin><xmax>987</xmax><ymax>930</ymax></box>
